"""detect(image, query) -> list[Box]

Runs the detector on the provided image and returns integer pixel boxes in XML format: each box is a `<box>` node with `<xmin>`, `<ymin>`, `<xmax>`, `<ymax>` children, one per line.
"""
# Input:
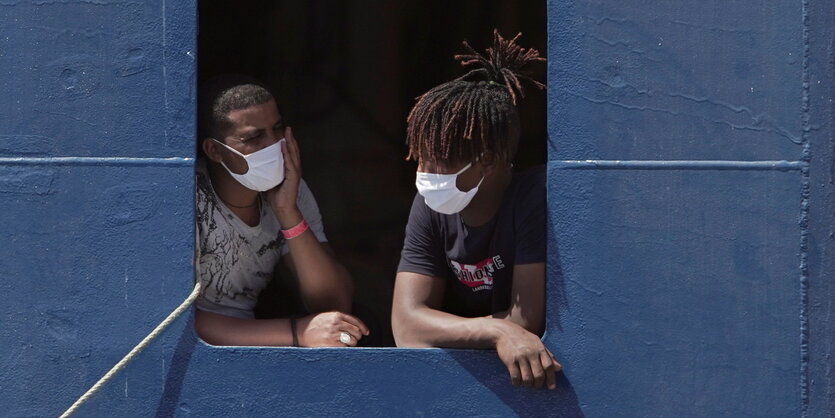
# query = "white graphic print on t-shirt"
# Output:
<box><xmin>449</xmin><ymin>255</ymin><xmax>506</xmax><ymax>292</ymax></box>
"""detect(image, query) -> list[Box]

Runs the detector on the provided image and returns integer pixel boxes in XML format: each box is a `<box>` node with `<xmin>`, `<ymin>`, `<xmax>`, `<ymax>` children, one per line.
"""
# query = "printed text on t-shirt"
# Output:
<box><xmin>449</xmin><ymin>255</ymin><xmax>505</xmax><ymax>292</ymax></box>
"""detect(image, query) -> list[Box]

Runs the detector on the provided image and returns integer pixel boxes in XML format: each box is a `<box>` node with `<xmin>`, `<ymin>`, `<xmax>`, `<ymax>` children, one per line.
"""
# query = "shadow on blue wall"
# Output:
<box><xmin>155</xmin><ymin>316</ymin><xmax>197</xmax><ymax>418</ymax></box>
<box><xmin>446</xmin><ymin>248</ymin><xmax>583</xmax><ymax>418</ymax></box>
<box><xmin>150</xmin><ymin>238</ymin><xmax>580</xmax><ymax>415</ymax></box>
<box><xmin>446</xmin><ymin>350</ymin><xmax>584</xmax><ymax>417</ymax></box>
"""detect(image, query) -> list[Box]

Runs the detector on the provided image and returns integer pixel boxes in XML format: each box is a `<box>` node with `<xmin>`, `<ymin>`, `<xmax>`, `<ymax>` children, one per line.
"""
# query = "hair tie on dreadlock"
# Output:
<box><xmin>405</xmin><ymin>29</ymin><xmax>545</xmax><ymax>166</ymax></box>
<box><xmin>454</xmin><ymin>29</ymin><xmax>546</xmax><ymax>105</ymax></box>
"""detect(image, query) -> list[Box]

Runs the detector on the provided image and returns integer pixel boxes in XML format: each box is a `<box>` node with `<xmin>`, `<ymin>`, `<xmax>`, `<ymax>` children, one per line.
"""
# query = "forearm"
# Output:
<box><xmin>393</xmin><ymin>305</ymin><xmax>518</xmax><ymax>349</ymax></box>
<box><xmin>277</xmin><ymin>207</ymin><xmax>353</xmax><ymax>312</ymax></box>
<box><xmin>195</xmin><ymin>310</ymin><xmax>295</xmax><ymax>346</ymax></box>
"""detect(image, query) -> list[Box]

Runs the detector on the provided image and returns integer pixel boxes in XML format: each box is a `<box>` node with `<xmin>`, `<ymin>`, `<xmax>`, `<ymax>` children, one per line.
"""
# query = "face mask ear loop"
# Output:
<box><xmin>454</xmin><ymin>162</ymin><xmax>474</xmax><ymax>176</ymax></box>
<box><xmin>210</xmin><ymin>138</ymin><xmax>246</xmax><ymax>159</ymax></box>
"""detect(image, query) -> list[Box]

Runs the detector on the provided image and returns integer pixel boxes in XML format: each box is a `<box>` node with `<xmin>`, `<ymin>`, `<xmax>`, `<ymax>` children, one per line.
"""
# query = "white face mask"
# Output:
<box><xmin>415</xmin><ymin>162</ymin><xmax>484</xmax><ymax>214</ymax></box>
<box><xmin>212</xmin><ymin>138</ymin><xmax>286</xmax><ymax>191</ymax></box>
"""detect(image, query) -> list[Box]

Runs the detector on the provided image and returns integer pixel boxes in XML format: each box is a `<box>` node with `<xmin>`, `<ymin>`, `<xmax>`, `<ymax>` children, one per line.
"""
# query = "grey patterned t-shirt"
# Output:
<box><xmin>195</xmin><ymin>159</ymin><xmax>327</xmax><ymax>319</ymax></box>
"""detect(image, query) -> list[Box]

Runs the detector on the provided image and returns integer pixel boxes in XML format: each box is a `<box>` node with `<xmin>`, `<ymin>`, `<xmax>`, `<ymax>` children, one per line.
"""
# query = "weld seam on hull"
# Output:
<box><xmin>0</xmin><ymin>157</ymin><xmax>194</xmax><ymax>167</ymax></box>
<box><xmin>552</xmin><ymin>160</ymin><xmax>805</xmax><ymax>171</ymax></box>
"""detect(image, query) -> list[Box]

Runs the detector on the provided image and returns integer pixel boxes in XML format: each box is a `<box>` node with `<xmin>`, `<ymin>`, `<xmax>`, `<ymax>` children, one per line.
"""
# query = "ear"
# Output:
<box><xmin>478</xmin><ymin>154</ymin><xmax>504</xmax><ymax>177</ymax></box>
<box><xmin>202</xmin><ymin>138</ymin><xmax>224</xmax><ymax>163</ymax></box>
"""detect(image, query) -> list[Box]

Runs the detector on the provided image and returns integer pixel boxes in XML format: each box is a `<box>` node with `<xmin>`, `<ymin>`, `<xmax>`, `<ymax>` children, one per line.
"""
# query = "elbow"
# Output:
<box><xmin>393</xmin><ymin>327</ymin><xmax>424</xmax><ymax>348</ymax></box>
<box><xmin>391</xmin><ymin>308</ymin><xmax>430</xmax><ymax>348</ymax></box>
<box><xmin>391</xmin><ymin>320</ymin><xmax>410</xmax><ymax>347</ymax></box>
<box><xmin>194</xmin><ymin>310</ymin><xmax>225</xmax><ymax>346</ymax></box>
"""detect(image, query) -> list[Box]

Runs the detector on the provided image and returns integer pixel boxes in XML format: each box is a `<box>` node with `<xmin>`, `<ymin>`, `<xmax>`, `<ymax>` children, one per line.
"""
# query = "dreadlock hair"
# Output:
<box><xmin>406</xmin><ymin>30</ymin><xmax>545</xmax><ymax>166</ymax></box>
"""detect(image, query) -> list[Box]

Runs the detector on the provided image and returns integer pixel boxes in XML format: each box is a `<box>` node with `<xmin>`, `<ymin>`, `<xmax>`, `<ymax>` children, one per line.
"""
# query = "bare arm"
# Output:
<box><xmin>267</xmin><ymin>127</ymin><xmax>353</xmax><ymax>313</ymax></box>
<box><xmin>196</xmin><ymin>310</ymin><xmax>294</xmax><ymax>346</ymax></box>
<box><xmin>195</xmin><ymin>309</ymin><xmax>369</xmax><ymax>347</ymax></box>
<box><xmin>391</xmin><ymin>271</ymin><xmax>505</xmax><ymax>348</ymax></box>
<box><xmin>391</xmin><ymin>270</ymin><xmax>559</xmax><ymax>389</ymax></box>
<box><xmin>280</xmin><ymin>227</ymin><xmax>353</xmax><ymax>313</ymax></box>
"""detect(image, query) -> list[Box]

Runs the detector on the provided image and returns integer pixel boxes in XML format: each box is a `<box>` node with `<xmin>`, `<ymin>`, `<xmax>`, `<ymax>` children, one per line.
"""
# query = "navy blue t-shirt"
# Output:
<box><xmin>397</xmin><ymin>166</ymin><xmax>546</xmax><ymax>317</ymax></box>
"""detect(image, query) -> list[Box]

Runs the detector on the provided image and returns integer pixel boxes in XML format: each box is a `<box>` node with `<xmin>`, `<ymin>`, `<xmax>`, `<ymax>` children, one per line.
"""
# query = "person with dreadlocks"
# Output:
<box><xmin>392</xmin><ymin>31</ymin><xmax>560</xmax><ymax>389</ymax></box>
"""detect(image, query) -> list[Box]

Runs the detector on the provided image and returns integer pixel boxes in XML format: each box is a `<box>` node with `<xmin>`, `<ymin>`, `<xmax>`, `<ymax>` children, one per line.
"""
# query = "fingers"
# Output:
<box><xmin>339</xmin><ymin>322</ymin><xmax>364</xmax><ymax>345</ymax></box>
<box><xmin>280</xmin><ymin>140</ymin><xmax>298</xmax><ymax>175</ymax></box>
<box><xmin>507</xmin><ymin>361</ymin><xmax>522</xmax><ymax>387</ymax></box>
<box><xmin>530</xmin><ymin>355</ymin><xmax>546</xmax><ymax>389</ymax></box>
<box><xmin>496</xmin><ymin>331</ymin><xmax>562</xmax><ymax>390</ymax></box>
<box><xmin>516</xmin><ymin>353</ymin><xmax>559</xmax><ymax>390</ymax></box>
<box><xmin>283</xmin><ymin>126</ymin><xmax>301</xmax><ymax>174</ymax></box>
<box><xmin>550</xmin><ymin>351</ymin><xmax>562</xmax><ymax>372</ymax></box>
<box><xmin>340</xmin><ymin>313</ymin><xmax>370</xmax><ymax>336</ymax></box>
<box><xmin>331</xmin><ymin>312</ymin><xmax>370</xmax><ymax>347</ymax></box>
<box><xmin>540</xmin><ymin>350</ymin><xmax>557</xmax><ymax>390</ymax></box>
<box><xmin>337</xmin><ymin>331</ymin><xmax>358</xmax><ymax>347</ymax></box>
<box><xmin>284</xmin><ymin>125</ymin><xmax>296</xmax><ymax>145</ymax></box>
<box><xmin>509</xmin><ymin>350</ymin><xmax>561</xmax><ymax>390</ymax></box>
<box><xmin>517</xmin><ymin>358</ymin><xmax>534</xmax><ymax>388</ymax></box>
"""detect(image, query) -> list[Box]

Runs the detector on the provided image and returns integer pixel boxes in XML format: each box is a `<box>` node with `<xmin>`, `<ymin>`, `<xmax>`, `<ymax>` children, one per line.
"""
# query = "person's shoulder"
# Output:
<box><xmin>195</xmin><ymin>158</ymin><xmax>212</xmax><ymax>198</ymax></box>
<box><xmin>409</xmin><ymin>191</ymin><xmax>437</xmax><ymax>217</ymax></box>
<box><xmin>194</xmin><ymin>158</ymin><xmax>222</xmax><ymax>219</ymax></box>
<box><xmin>406</xmin><ymin>191</ymin><xmax>441</xmax><ymax>226</ymax></box>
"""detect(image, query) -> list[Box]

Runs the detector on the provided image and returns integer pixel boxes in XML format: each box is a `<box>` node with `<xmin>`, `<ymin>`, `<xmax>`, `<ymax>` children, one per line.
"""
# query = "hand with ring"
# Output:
<box><xmin>296</xmin><ymin>311</ymin><xmax>370</xmax><ymax>347</ymax></box>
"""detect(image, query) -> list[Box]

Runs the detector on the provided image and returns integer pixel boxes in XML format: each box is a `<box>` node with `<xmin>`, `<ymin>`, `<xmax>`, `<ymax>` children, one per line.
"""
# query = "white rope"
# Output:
<box><xmin>60</xmin><ymin>281</ymin><xmax>202</xmax><ymax>418</ymax></box>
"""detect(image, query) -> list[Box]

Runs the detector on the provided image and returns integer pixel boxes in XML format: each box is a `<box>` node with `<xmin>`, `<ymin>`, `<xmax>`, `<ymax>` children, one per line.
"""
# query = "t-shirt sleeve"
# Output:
<box><xmin>397</xmin><ymin>193</ymin><xmax>449</xmax><ymax>278</ymax></box>
<box><xmin>514</xmin><ymin>167</ymin><xmax>546</xmax><ymax>265</ymax></box>
<box><xmin>281</xmin><ymin>178</ymin><xmax>328</xmax><ymax>256</ymax></box>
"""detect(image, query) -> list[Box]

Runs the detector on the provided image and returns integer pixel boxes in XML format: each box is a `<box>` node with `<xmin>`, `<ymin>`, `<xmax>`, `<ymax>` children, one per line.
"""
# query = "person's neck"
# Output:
<box><xmin>459</xmin><ymin>169</ymin><xmax>512</xmax><ymax>227</ymax></box>
<box><xmin>207</xmin><ymin>162</ymin><xmax>261</xmax><ymax>225</ymax></box>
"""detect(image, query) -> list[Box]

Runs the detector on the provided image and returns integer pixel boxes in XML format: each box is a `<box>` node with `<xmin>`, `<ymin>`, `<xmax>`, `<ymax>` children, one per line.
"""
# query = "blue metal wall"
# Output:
<box><xmin>549</xmin><ymin>0</ymin><xmax>834</xmax><ymax>416</ymax></box>
<box><xmin>0</xmin><ymin>1</ymin><xmax>832</xmax><ymax>417</ymax></box>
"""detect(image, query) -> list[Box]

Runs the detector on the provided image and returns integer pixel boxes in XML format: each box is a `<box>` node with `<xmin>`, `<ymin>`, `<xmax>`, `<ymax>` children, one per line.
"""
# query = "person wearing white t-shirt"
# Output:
<box><xmin>195</xmin><ymin>77</ymin><xmax>368</xmax><ymax>347</ymax></box>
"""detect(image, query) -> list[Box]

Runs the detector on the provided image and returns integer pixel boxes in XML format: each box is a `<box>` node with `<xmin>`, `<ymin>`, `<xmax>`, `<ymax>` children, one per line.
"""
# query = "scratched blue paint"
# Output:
<box><xmin>802</xmin><ymin>1</ymin><xmax>835</xmax><ymax>416</ymax></box>
<box><xmin>550</xmin><ymin>1</ymin><xmax>804</xmax><ymax>161</ymax></box>
<box><xmin>552</xmin><ymin>159</ymin><xmax>803</xmax><ymax>171</ymax></box>
<box><xmin>1</xmin><ymin>0</ymin><xmax>833</xmax><ymax>417</ymax></box>
<box><xmin>0</xmin><ymin>156</ymin><xmax>193</xmax><ymax>167</ymax></box>
<box><xmin>0</xmin><ymin>0</ymin><xmax>194</xmax><ymax>158</ymax></box>
<box><xmin>550</xmin><ymin>1</ymin><xmax>834</xmax><ymax>417</ymax></box>
<box><xmin>548</xmin><ymin>167</ymin><xmax>801</xmax><ymax>416</ymax></box>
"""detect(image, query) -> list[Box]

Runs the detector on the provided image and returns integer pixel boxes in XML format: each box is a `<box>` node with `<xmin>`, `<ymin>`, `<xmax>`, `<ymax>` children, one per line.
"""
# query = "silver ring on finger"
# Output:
<box><xmin>339</xmin><ymin>332</ymin><xmax>351</xmax><ymax>344</ymax></box>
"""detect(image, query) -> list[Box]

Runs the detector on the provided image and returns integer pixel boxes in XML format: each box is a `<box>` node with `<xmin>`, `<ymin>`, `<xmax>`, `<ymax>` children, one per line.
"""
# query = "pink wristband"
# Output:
<box><xmin>281</xmin><ymin>219</ymin><xmax>309</xmax><ymax>239</ymax></box>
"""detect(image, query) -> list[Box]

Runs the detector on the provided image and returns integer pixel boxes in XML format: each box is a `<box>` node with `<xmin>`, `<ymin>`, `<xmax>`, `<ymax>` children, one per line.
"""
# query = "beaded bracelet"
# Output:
<box><xmin>281</xmin><ymin>219</ymin><xmax>309</xmax><ymax>240</ymax></box>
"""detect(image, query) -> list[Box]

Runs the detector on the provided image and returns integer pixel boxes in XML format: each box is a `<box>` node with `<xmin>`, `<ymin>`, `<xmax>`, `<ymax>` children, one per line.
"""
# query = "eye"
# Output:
<box><xmin>243</xmin><ymin>132</ymin><xmax>262</xmax><ymax>143</ymax></box>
